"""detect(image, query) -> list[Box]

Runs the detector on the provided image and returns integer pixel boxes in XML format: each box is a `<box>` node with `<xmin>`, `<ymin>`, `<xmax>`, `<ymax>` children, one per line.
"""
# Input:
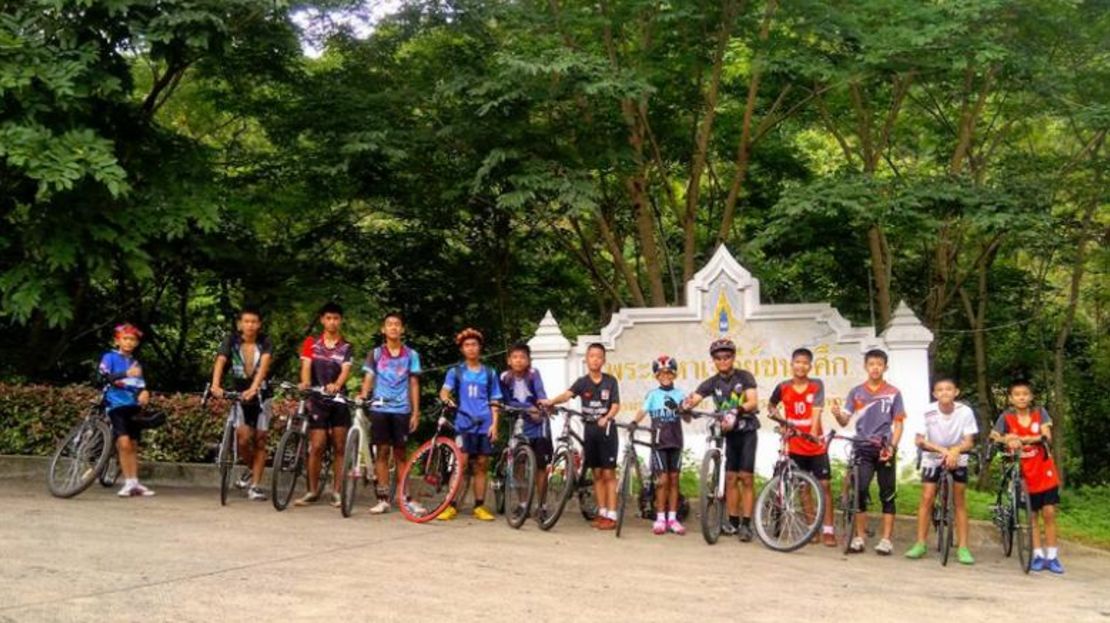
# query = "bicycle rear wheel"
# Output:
<box><xmin>574</xmin><ymin>451</ymin><xmax>598</xmax><ymax>521</ymax></box>
<box><xmin>840</xmin><ymin>466</ymin><xmax>859</xmax><ymax>554</ymax></box>
<box><xmin>47</xmin><ymin>417</ymin><xmax>112</xmax><ymax>499</ymax></box>
<box><xmin>754</xmin><ymin>468</ymin><xmax>825</xmax><ymax>553</ymax></box>
<box><xmin>218</xmin><ymin>417</ymin><xmax>235</xmax><ymax>506</ymax></box>
<box><xmin>615</xmin><ymin>454</ymin><xmax>640</xmax><ymax>538</ymax></box>
<box><xmin>538</xmin><ymin>447</ymin><xmax>575</xmax><ymax>531</ymax></box>
<box><xmin>506</xmin><ymin>445</ymin><xmax>537</xmax><ymax>529</ymax></box>
<box><xmin>699</xmin><ymin>449</ymin><xmax>723</xmax><ymax>545</ymax></box>
<box><xmin>340</xmin><ymin>427</ymin><xmax>360</xmax><ymax>518</ymax></box>
<box><xmin>398</xmin><ymin>437</ymin><xmax>463</xmax><ymax>523</ymax></box>
<box><xmin>938</xmin><ymin>473</ymin><xmax>953</xmax><ymax>566</ymax></box>
<box><xmin>98</xmin><ymin>451</ymin><xmax>120</xmax><ymax>488</ymax></box>
<box><xmin>1015</xmin><ymin>478</ymin><xmax>1034</xmax><ymax>574</ymax></box>
<box><xmin>271</xmin><ymin>429</ymin><xmax>304</xmax><ymax>511</ymax></box>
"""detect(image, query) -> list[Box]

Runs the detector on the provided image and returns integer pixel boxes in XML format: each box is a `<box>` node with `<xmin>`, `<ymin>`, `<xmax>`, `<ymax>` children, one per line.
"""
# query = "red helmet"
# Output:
<box><xmin>709</xmin><ymin>338</ymin><xmax>735</xmax><ymax>356</ymax></box>
<box><xmin>114</xmin><ymin>323</ymin><xmax>143</xmax><ymax>339</ymax></box>
<box><xmin>652</xmin><ymin>355</ymin><xmax>678</xmax><ymax>375</ymax></box>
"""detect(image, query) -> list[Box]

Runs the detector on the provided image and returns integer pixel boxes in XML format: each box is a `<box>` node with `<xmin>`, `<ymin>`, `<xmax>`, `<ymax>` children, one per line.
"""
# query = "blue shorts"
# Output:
<box><xmin>457</xmin><ymin>432</ymin><xmax>494</xmax><ymax>457</ymax></box>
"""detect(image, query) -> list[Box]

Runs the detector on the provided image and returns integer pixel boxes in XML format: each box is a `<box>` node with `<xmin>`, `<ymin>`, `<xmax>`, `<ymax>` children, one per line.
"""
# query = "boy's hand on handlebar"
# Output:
<box><xmin>241</xmin><ymin>388</ymin><xmax>257</xmax><ymax>402</ymax></box>
<box><xmin>210</xmin><ymin>386</ymin><xmax>225</xmax><ymax>400</ymax></box>
<box><xmin>298</xmin><ymin>381</ymin><xmax>310</xmax><ymax>391</ymax></box>
<box><xmin>324</xmin><ymin>382</ymin><xmax>341</xmax><ymax>394</ymax></box>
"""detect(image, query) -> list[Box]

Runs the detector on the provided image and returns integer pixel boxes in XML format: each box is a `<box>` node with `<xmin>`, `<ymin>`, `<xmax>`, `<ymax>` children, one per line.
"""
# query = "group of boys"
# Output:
<box><xmin>97</xmin><ymin>305</ymin><xmax>1064</xmax><ymax>572</ymax></box>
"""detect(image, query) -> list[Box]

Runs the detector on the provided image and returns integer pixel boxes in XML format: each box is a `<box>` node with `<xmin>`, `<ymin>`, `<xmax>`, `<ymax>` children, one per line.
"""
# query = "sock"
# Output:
<box><xmin>667</xmin><ymin>511</ymin><xmax>677</xmax><ymax>522</ymax></box>
<box><xmin>656</xmin><ymin>512</ymin><xmax>665</xmax><ymax>522</ymax></box>
<box><xmin>741</xmin><ymin>516</ymin><xmax>751</xmax><ymax>528</ymax></box>
<box><xmin>1047</xmin><ymin>547</ymin><xmax>1058</xmax><ymax>560</ymax></box>
<box><xmin>607</xmin><ymin>509</ymin><xmax>618</xmax><ymax>520</ymax></box>
<box><xmin>729</xmin><ymin>515</ymin><xmax>740</xmax><ymax>528</ymax></box>
<box><xmin>823</xmin><ymin>525</ymin><xmax>835</xmax><ymax>535</ymax></box>
<box><xmin>125</xmin><ymin>478</ymin><xmax>138</xmax><ymax>487</ymax></box>
<box><xmin>1034</xmin><ymin>547</ymin><xmax>1045</xmax><ymax>559</ymax></box>
<box><xmin>598</xmin><ymin>507</ymin><xmax>609</xmax><ymax>519</ymax></box>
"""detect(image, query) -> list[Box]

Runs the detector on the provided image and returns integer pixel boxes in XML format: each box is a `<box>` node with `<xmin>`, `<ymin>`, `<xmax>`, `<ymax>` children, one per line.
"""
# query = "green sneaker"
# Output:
<box><xmin>957</xmin><ymin>547</ymin><xmax>975</xmax><ymax>565</ymax></box>
<box><xmin>904</xmin><ymin>541</ymin><xmax>927</xmax><ymax>559</ymax></box>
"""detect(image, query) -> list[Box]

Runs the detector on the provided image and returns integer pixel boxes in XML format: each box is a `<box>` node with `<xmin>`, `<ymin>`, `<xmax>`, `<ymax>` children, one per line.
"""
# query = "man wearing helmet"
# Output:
<box><xmin>682</xmin><ymin>338</ymin><xmax>760</xmax><ymax>541</ymax></box>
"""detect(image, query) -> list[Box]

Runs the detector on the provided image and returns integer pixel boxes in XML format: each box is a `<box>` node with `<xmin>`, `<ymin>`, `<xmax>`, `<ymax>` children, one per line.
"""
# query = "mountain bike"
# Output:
<box><xmin>753</xmin><ymin>414</ymin><xmax>827</xmax><ymax>552</ymax></box>
<box><xmin>990</xmin><ymin>440</ymin><xmax>1040</xmax><ymax>573</ymax></box>
<box><xmin>397</xmin><ymin>404</ymin><xmax>464</xmax><ymax>523</ymax></box>
<box><xmin>536</xmin><ymin>407</ymin><xmax>598</xmax><ymax>531</ymax></box>
<box><xmin>47</xmin><ymin>387</ymin><xmax>114</xmax><ymax>498</ymax></box>
<box><xmin>270</xmin><ymin>382</ymin><xmax>337</xmax><ymax>511</ymax></box>
<box><xmin>492</xmin><ymin>406</ymin><xmax>538</xmax><ymax>528</ymax></box>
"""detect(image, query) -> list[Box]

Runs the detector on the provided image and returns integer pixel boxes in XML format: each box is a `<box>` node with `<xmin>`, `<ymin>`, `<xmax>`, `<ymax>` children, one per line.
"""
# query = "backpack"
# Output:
<box><xmin>371</xmin><ymin>344</ymin><xmax>409</xmax><ymax>371</ymax></box>
<box><xmin>500</xmin><ymin>368</ymin><xmax>541</xmax><ymax>403</ymax></box>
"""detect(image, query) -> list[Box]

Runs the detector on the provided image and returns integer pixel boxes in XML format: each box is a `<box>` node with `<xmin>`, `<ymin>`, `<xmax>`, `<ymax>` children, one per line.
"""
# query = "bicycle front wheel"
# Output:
<box><xmin>538</xmin><ymin>447</ymin><xmax>575</xmax><ymax>531</ymax></box>
<box><xmin>218</xmin><ymin>417</ymin><xmax>236</xmax><ymax>506</ymax></box>
<box><xmin>271</xmin><ymin>429</ymin><xmax>304</xmax><ymax>511</ymax></box>
<box><xmin>938</xmin><ymin>473</ymin><xmax>953</xmax><ymax>566</ymax></box>
<box><xmin>398</xmin><ymin>437</ymin><xmax>463</xmax><ymax>523</ymax></box>
<box><xmin>754</xmin><ymin>468</ymin><xmax>825</xmax><ymax>553</ymax></box>
<box><xmin>699</xmin><ymin>449</ymin><xmax>723</xmax><ymax>545</ymax></box>
<box><xmin>48</xmin><ymin>417</ymin><xmax>112</xmax><ymax>498</ymax></box>
<box><xmin>506</xmin><ymin>445</ymin><xmax>537</xmax><ymax>529</ymax></box>
<box><xmin>840</xmin><ymin>466</ymin><xmax>859</xmax><ymax>554</ymax></box>
<box><xmin>98</xmin><ymin>451</ymin><xmax>120</xmax><ymax>488</ymax></box>
<box><xmin>1015</xmin><ymin>478</ymin><xmax>1034</xmax><ymax>574</ymax></box>
<box><xmin>615</xmin><ymin>454</ymin><xmax>638</xmax><ymax>538</ymax></box>
<box><xmin>340</xmin><ymin>427</ymin><xmax>361</xmax><ymax>518</ymax></box>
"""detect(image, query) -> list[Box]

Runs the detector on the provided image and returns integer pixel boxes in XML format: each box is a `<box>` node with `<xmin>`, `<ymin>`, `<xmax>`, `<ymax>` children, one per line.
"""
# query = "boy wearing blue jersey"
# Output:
<box><xmin>98</xmin><ymin>323</ymin><xmax>154</xmax><ymax>498</ymax></box>
<box><xmin>634</xmin><ymin>356</ymin><xmax>689</xmax><ymax>535</ymax></box>
<box><xmin>439</xmin><ymin>328</ymin><xmax>502</xmax><ymax>521</ymax></box>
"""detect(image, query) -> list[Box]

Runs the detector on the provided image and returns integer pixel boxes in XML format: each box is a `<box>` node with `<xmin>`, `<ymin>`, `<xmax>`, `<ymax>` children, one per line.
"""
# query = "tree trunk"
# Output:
<box><xmin>867</xmin><ymin>224</ymin><xmax>893</xmax><ymax>330</ymax></box>
<box><xmin>596</xmin><ymin>210</ymin><xmax>646</xmax><ymax>307</ymax></box>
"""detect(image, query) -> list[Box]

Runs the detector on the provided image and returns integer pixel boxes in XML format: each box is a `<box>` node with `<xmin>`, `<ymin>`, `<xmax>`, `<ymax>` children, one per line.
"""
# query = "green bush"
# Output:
<box><xmin>0</xmin><ymin>383</ymin><xmax>298</xmax><ymax>463</ymax></box>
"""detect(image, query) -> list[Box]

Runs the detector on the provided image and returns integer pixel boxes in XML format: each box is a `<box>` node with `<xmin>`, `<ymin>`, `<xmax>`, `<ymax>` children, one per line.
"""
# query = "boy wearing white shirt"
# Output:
<box><xmin>905</xmin><ymin>377</ymin><xmax>978</xmax><ymax>564</ymax></box>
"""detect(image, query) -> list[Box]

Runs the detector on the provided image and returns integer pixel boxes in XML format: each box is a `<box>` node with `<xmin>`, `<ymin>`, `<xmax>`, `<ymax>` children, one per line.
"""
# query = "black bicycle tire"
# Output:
<box><xmin>754</xmin><ymin>468</ymin><xmax>825</xmax><ymax>553</ymax></box>
<box><xmin>939</xmin><ymin>472</ymin><xmax>953</xmax><ymax>566</ymax></box>
<box><xmin>219</xmin><ymin>417</ymin><xmax>235</xmax><ymax>506</ymax></box>
<box><xmin>340</xmin><ymin>427</ymin><xmax>360</xmax><ymax>518</ymax></box>
<box><xmin>841</xmin><ymin>465</ymin><xmax>859</xmax><ymax>555</ymax></box>
<box><xmin>699</xmin><ymin>449</ymin><xmax>723</xmax><ymax>545</ymax></box>
<box><xmin>47</xmin><ymin>418</ymin><xmax>112</xmax><ymax>499</ymax></box>
<box><xmin>506</xmin><ymin>445</ymin><xmax>537</xmax><ymax>529</ymax></box>
<box><xmin>615</xmin><ymin>452</ymin><xmax>634</xmax><ymax>538</ymax></box>
<box><xmin>493</xmin><ymin>450</ymin><xmax>508</xmax><ymax>515</ymax></box>
<box><xmin>271</xmin><ymin>429</ymin><xmax>302</xmax><ymax>511</ymax></box>
<box><xmin>98</xmin><ymin>451</ymin><xmax>120</xmax><ymax>488</ymax></box>
<box><xmin>1016</xmin><ymin>477</ymin><xmax>1034</xmax><ymax>574</ymax></box>
<box><xmin>539</xmin><ymin>447</ymin><xmax>575</xmax><ymax>531</ymax></box>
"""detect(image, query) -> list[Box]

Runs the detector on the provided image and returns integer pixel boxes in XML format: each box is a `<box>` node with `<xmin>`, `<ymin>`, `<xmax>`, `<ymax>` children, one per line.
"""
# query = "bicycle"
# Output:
<box><xmin>270</xmin><ymin>382</ymin><xmax>337</xmax><ymax>511</ymax></box>
<box><xmin>828</xmin><ymin>433</ymin><xmax>884</xmax><ymax>554</ymax></box>
<box><xmin>47</xmin><ymin>386</ymin><xmax>115</xmax><ymax>498</ymax></box>
<box><xmin>397</xmin><ymin>403</ymin><xmax>464</xmax><ymax>523</ymax></box>
<box><xmin>535</xmin><ymin>407</ymin><xmax>598</xmax><ymax>531</ymax></box>
<box><xmin>915</xmin><ymin>446</ymin><xmax>977</xmax><ymax>566</ymax></box>
<box><xmin>339</xmin><ymin>397</ymin><xmax>400</xmax><ymax>518</ymax></box>
<box><xmin>201</xmin><ymin>385</ymin><xmax>260</xmax><ymax>507</ymax></box>
<box><xmin>670</xmin><ymin>399</ymin><xmax>731</xmax><ymax>545</ymax></box>
<box><xmin>492</xmin><ymin>406</ymin><xmax>539</xmax><ymax>528</ymax></box>
<box><xmin>753</xmin><ymin>414</ymin><xmax>827</xmax><ymax>552</ymax></box>
<box><xmin>613</xmin><ymin>421</ymin><xmax>689</xmax><ymax>538</ymax></box>
<box><xmin>990</xmin><ymin>440</ymin><xmax>1039</xmax><ymax>574</ymax></box>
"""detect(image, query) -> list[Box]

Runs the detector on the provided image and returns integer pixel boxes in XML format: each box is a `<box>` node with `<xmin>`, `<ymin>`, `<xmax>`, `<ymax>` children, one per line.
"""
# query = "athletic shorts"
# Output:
<box><xmin>724</xmin><ymin>429</ymin><xmax>757</xmax><ymax>473</ymax></box>
<box><xmin>528</xmin><ymin>436</ymin><xmax>553</xmax><ymax>470</ymax></box>
<box><xmin>921</xmin><ymin>465</ymin><xmax>968</xmax><ymax>484</ymax></box>
<box><xmin>107</xmin><ymin>405</ymin><xmax>144</xmax><ymax>442</ymax></box>
<box><xmin>371</xmin><ymin>411</ymin><xmax>411</xmax><ymax>447</ymax></box>
<box><xmin>1029</xmin><ymin>486</ymin><xmax>1060</xmax><ymax>512</ymax></box>
<box><xmin>307</xmin><ymin>396</ymin><xmax>351</xmax><ymax>430</ymax></box>
<box><xmin>233</xmin><ymin>399</ymin><xmax>273</xmax><ymax>432</ymax></box>
<box><xmin>651</xmin><ymin>448</ymin><xmax>682</xmax><ymax>474</ymax></box>
<box><xmin>583</xmin><ymin>422</ymin><xmax>618</xmax><ymax>469</ymax></box>
<box><xmin>458</xmin><ymin>432</ymin><xmax>494</xmax><ymax>457</ymax></box>
<box><xmin>790</xmin><ymin>453</ymin><xmax>831</xmax><ymax>481</ymax></box>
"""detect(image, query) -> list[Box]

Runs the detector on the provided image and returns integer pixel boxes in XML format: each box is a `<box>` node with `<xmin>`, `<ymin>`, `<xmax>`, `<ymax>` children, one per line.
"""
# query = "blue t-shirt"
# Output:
<box><xmin>98</xmin><ymin>350</ymin><xmax>146</xmax><ymax>410</ymax></box>
<box><xmin>443</xmin><ymin>363</ymin><xmax>503</xmax><ymax>434</ymax></box>
<box><xmin>642</xmin><ymin>385</ymin><xmax>686</xmax><ymax>449</ymax></box>
<box><xmin>499</xmin><ymin>369</ymin><xmax>548</xmax><ymax>439</ymax></box>
<box><xmin>362</xmin><ymin>345</ymin><xmax>422</xmax><ymax>414</ymax></box>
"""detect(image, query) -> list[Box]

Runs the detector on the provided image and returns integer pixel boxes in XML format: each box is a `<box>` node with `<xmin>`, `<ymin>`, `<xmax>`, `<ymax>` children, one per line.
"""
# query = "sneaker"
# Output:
<box><xmin>1030</xmin><ymin>556</ymin><xmax>1046</xmax><ymax>572</ymax></box>
<box><xmin>957</xmin><ymin>547</ymin><xmax>975</xmax><ymax>565</ymax></box>
<box><xmin>668</xmin><ymin>520</ymin><xmax>686</xmax><ymax>536</ymax></box>
<box><xmin>436</xmin><ymin>505</ymin><xmax>458</xmax><ymax>521</ymax></box>
<box><xmin>653</xmin><ymin>519</ymin><xmax>667</xmax><ymax>535</ymax></box>
<box><xmin>247</xmin><ymin>486</ymin><xmax>267</xmax><ymax>501</ymax></box>
<box><xmin>369</xmin><ymin>500</ymin><xmax>391</xmax><ymax>514</ymax></box>
<box><xmin>234</xmin><ymin>469</ymin><xmax>251</xmax><ymax>490</ymax></box>
<box><xmin>1046</xmin><ymin>558</ymin><xmax>1065</xmax><ymax>574</ymax></box>
<box><xmin>596</xmin><ymin>518</ymin><xmax>616</xmax><ymax>531</ymax></box>
<box><xmin>293</xmin><ymin>492</ymin><xmax>320</xmax><ymax>507</ymax></box>
<box><xmin>737</xmin><ymin>524</ymin><xmax>753</xmax><ymax>542</ymax></box>
<box><xmin>904</xmin><ymin>541</ymin><xmax>927</xmax><ymax>560</ymax></box>
<box><xmin>848</xmin><ymin>537</ymin><xmax>865</xmax><ymax>553</ymax></box>
<box><xmin>328</xmin><ymin>491</ymin><xmax>342</xmax><ymax>508</ymax></box>
<box><xmin>473</xmin><ymin>506</ymin><xmax>495</xmax><ymax>521</ymax></box>
<box><xmin>720</xmin><ymin>523</ymin><xmax>738</xmax><ymax>537</ymax></box>
<box><xmin>405</xmin><ymin>500</ymin><xmax>427</xmax><ymax>516</ymax></box>
<box><xmin>822</xmin><ymin>532</ymin><xmax>837</xmax><ymax>547</ymax></box>
<box><xmin>132</xmin><ymin>483</ymin><xmax>155</xmax><ymax>497</ymax></box>
<box><xmin>875</xmin><ymin>538</ymin><xmax>893</xmax><ymax>555</ymax></box>
<box><xmin>117</xmin><ymin>482</ymin><xmax>136</xmax><ymax>497</ymax></box>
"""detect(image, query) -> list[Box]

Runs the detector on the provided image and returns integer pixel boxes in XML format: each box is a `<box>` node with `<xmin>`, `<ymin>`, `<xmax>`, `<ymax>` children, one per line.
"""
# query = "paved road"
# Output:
<box><xmin>0</xmin><ymin>480</ymin><xmax>1107</xmax><ymax>622</ymax></box>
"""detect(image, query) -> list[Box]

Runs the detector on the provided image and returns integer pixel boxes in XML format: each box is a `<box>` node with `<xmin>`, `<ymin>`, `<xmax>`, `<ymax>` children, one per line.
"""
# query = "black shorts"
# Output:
<box><xmin>724</xmin><ymin>430</ymin><xmax>757</xmax><ymax>473</ymax></box>
<box><xmin>1029</xmin><ymin>487</ymin><xmax>1060</xmax><ymax>512</ymax></box>
<box><xmin>651</xmin><ymin>448</ymin><xmax>682</xmax><ymax>474</ymax></box>
<box><xmin>370</xmin><ymin>411</ymin><xmax>410</xmax><ymax>447</ymax></box>
<box><xmin>528</xmin><ymin>436</ymin><xmax>553</xmax><ymax>470</ymax></box>
<box><xmin>583</xmin><ymin>422</ymin><xmax>618</xmax><ymax>469</ymax></box>
<box><xmin>921</xmin><ymin>465</ymin><xmax>969</xmax><ymax>484</ymax></box>
<box><xmin>107</xmin><ymin>405</ymin><xmax>143</xmax><ymax>442</ymax></box>
<box><xmin>458</xmin><ymin>432</ymin><xmax>494</xmax><ymax>457</ymax></box>
<box><xmin>307</xmin><ymin>396</ymin><xmax>351</xmax><ymax>430</ymax></box>
<box><xmin>233</xmin><ymin>399</ymin><xmax>273</xmax><ymax>432</ymax></box>
<box><xmin>790</xmin><ymin>453</ymin><xmax>831</xmax><ymax>481</ymax></box>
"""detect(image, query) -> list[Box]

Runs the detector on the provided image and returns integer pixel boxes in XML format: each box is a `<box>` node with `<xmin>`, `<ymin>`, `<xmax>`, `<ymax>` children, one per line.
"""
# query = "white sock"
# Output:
<box><xmin>667</xmin><ymin>511</ymin><xmax>677</xmax><ymax>522</ymax></box>
<box><xmin>598</xmin><ymin>507</ymin><xmax>608</xmax><ymax>518</ymax></box>
<box><xmin>607</xmin><ymin>509</ymin><xmax>618</xmax><ymax>520</ymax></box>
<box><xmin>1034</xmin><ymin>548</ymin><xmax>1045</xmax><ymax>559</ymax></box>
<box><xmin>125</xmin><ymin>478</ymin><xmax>138</xmax><ymax>487</ymax></box>
<box><xmin>656</xmin><ymin>512</ymin><xmax>665</xmax><ymax>522</ymax></box>
<box><xmin>823</xmin><ymin>525</ymin><xmax>835</xmax><ymax>535</ymax></box>
<box><xmin>1047</xmin><ymin>547</ymin><xmax>1058</xmax><ymax>560</ymax></box>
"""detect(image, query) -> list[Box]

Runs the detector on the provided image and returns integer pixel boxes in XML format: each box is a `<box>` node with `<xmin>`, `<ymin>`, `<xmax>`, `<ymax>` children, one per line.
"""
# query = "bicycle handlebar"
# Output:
<box><xmin>767</xmin><ymin>414</ymin><xmax>821</xmax><ymax>445</ymax></box>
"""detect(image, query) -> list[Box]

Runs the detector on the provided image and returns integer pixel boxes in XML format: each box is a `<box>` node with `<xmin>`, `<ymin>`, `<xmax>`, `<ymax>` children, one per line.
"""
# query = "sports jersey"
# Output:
<box><xmin>217</xmin><ymin>334</ymin><xmax>273</xmax><ymax>394</ymax></box>
<box><xmin>642</xmin><ymin>385</ymin><xmax>686</xmax><ymax>449</ymax></box>
<box><xmin>569</xmin><ymin>373</ymin><xmax>620</xmax><ymax>419</ymax></box>
<box><xmin>993</xmin><ymin>408</ymin><xmax>1059</xmax><ymax>494</ymax></box>
<box><xmin>98</xmin><ymin>350</ymin><xmax>146</xmax><ymax>410</ymax></box>
<box><xmin>694</xmin><ymin>369</ymin><xmax>757</xmax><ymax>413</ymax></box>
<box><xmin>443</xmin><ymin>363</ymin><xmax>502</xmax><ymax>434</ymax></box>
<box><xmin>362</xmin><ymin>344</ymin><xmax>422</xmax><ymax>414</ymax></box>
<box><xmin>300</xmin><ymin>334</ymin><xmax>353</xmax><ymax>388</ymax></box>
<box><xmin>920</xmin><ymin>401</ymin><xmax>978</xmax><ymax>469</ymax></box>
<box><xmin>769</xmin><ymin>378</ymin><xmax>826</xmax><ymax>456</ymax></box>
<box><xmin>499</xmin><ymin>369</ymin><xmax>547</xmax><ymax>439</ymax></box>
<box><xmin>841</xmin><ymin>382</ymin><xmax>906</xmax><ymax>443</ymax></box>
